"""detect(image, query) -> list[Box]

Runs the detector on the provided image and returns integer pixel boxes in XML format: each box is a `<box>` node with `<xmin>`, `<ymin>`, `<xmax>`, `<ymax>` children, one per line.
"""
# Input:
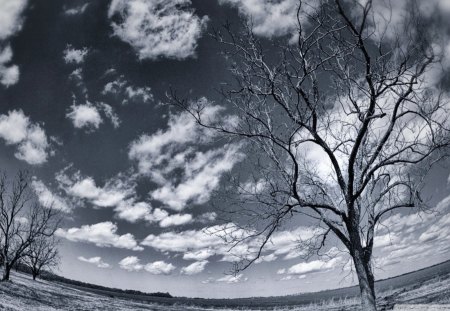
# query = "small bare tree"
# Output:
<box><xmin>0</xmin><ymin>171</ymin><xmax>60</xmax><ymax>281</ymax></box>
<box><xmin>23</xmin><ymin>236</ymin><xmax>59</xmax><ymax>280</ymax></box>
<box><xmin>171</xmin><ymin>0</ymin><xmax>450</xmax><ymax>309</ymax></box>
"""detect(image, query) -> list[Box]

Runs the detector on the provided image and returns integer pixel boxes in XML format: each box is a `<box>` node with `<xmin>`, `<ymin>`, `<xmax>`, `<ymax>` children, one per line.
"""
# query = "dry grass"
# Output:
<box><xmin>0</xmin><ymin>270</ymin><xmax>449</xmax><ymax>310</ymax></box>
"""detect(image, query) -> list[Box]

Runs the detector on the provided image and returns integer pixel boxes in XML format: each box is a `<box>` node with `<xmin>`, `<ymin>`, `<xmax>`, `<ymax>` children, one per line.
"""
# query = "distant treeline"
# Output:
<box><xmin>12</xmin><ymin>263</ymin><xmax>172</xmax><ymax>299</ymax></box>
<box><xmin>42</xmin><ymin>272</ymin><xmax>173</xmax><ymax>298</ymax></box>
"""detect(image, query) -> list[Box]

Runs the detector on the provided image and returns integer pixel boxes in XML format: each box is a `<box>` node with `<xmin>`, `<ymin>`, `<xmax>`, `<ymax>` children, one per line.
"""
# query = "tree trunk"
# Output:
<box><xmin>2</xmin><ymin>264</ymin><xmax>11</xmax><ymax>281</ymax></box>
<box><xmin>32</xmin><ymin>272</ymin><xmax>37</xmax><ymax>281</ymax></box>
<box><xmin>353</xmin><ymin>251</ymin><xmax>377</xmax><ymax>311</ymax></box>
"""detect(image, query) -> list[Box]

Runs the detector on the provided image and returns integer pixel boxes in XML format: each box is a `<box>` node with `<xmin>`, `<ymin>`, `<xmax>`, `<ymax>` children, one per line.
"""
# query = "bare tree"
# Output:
<box><xmin>0</xmin><ymin>171</ymin><xmax>60</xmax><ymax>281</ymax></box>
<box><xmin>23</xmin><ymin>236</ymin><xmax>59</xmax><ymax>280</ymax></box>
<box><xmin>171</xmin><ymin>0</ymin><xmax>450</xmax><ymax>309</ymax></box>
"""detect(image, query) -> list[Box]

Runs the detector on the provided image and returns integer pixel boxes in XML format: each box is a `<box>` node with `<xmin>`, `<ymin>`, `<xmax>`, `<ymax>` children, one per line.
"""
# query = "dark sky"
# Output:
<box><xmin>0</xmin><ymin>0</ymin><xmax>449</xmax><ymax>298</ymax></box>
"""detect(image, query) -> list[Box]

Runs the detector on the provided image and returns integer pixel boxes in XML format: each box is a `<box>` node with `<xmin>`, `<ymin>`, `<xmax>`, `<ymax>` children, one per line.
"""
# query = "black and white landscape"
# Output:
<box><xmin>0</xmin><ymin>0</ymin><xmax>450</xmax><ymax>310</ymax></box>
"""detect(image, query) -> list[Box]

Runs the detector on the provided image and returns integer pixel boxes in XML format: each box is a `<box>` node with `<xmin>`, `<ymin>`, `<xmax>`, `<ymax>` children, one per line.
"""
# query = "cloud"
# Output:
<box><xmin>183</xmin><ymin>249</ymin><xmax>215</xmax><ymax>261</ymax></box>
<box><xmin>119</xmin><ymin>256</ymin><xmax>176</xmax><ymax>275</ymax></box>
<box><xmin>31</xmin><ymin>178</ymin><xmax>71</xmax><ymax>212</ymax></box>
<box><xmin>129</xmin><ymin>103</ymin><xmax>243</xmax><ymax>211</ymax></box>
<box><xmin>181</xmin><ymin>260</ymin><xmax>208</xmax><ymax>275</ymax></box>
<box><xmin>102</xmin><ymin>76</ymin><xmax>154</xmax><ymax>105</ymax></box>
<box><xmin>56</xmin><ymin>221</ymin><xmax>143</xmax><ymax>251</ymax></box>
<box><xmin>108</xmin><ymin>0</ymin><xmax>208</xmax><ymax>60</ymax></box>
<box><xmin>0</xmin><ymin>46</ymin><xmax>19</xmax><ymax>86</ymax></box>
<box><xmin>284</xmin><ymin>258</ymin><xmax>340</xmax><ymax>275</ymax></box>
<box><xmin>119</xmin><ymin>256</ymin><xmax>143</xmax><ymax>271</ymax></box>
<box><xmin>159</xmin><ymin>213</ymin><xmax>193</xmax><ymax>227</ymax></box>
<box><xmin>56</xmin><ymin>170</ymin><xmax>192</xmax><ymax>228</ymax></box>
<box><xmin>151</xmin><ymin>145</ymin><xmax>242</xmax><ymax>211</ymax></box>
<box><xmin>215</xmin><ymin>274</ymin><xmax>248</xmax><ymax>284</ymax></box>
<box><xmin>63</xmin><ymin>45</ymin><xmax>89</xmax><ymax>64</ymax></box>
<box><xmin>66</xmin><ymin>103</ymin><xmax>103</xmax><ymax>130</ymax></box>
<box><xmin>66</xmin><ymin>101</ymin><xmax>121</xmax><ymax>131</ymax></box>
<box><xmin>78</xmin><ymin>256</ymin><xmax>111</xmax><ymax>269</ymax></box>
<box><xmin>144</xmin><ymin>261</ymin><xmax>176</xmax><ymax>275</ymax></box>
<box><xmin>0</xmin><ymin>109</ymin><xmax>51</xmax><ymax>165</ymax></box>
<box><xmin>141</xmin><ymin>224</ymin><xmax>255</xmax><ymax>262</ymax></box>
<box><xmin>99</xmin><ymin>103</ymin><xmax>121</xmax><ymax>128</ymax></box>
<box><xmin>0</xmin><ymin>0</ymin><xmax>28</xmax><ymax>86</ymax></box>
<box><xmin>67</xmin><ymin>176</ymin><xmax>131</xmax><ymax>208</ymax></box>
<box><xmin>218</xmin><ymin>0</ymin><xmax>316</xmax><ymax>39</ymax></box>
<box><xmin>64</xmin><ymin>3</ymin><xmax>89</xmax><ymax>16</ymax></box>
<box><xmin>371</xmin><ymin>194</ymin><xmax>450</xmax><ymax>269</ymax></box>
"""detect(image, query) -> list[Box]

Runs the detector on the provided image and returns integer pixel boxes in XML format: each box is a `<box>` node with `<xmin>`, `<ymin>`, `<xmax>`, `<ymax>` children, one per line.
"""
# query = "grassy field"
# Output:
<box><xmin>1</xmin><ymin>262</ymin><xmax>450</xmax><ymax>311</ymax></box>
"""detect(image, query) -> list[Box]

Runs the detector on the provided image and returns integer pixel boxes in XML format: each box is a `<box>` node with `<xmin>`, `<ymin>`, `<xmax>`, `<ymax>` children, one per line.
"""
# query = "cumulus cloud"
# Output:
<box><xmin>181</xmin><ymin>260</ymin><xmax>208</xmax><ymax>275</ymax></box>
<box><xmin>67</xmin><ymin>176</ymin><xmax>131</xmax><ymax>208</ymax></box>
<box><xmin>119</xmin><ymin>256</ymin><xmax>175</xmax><ymax>275</ymax></box>
<box><xmin>215</xmin><ymin>274</ymin><xmax>248</xmax><ymax>284</ymax></box>
<box><xmin>31</xmin><ymin>178</ymin><xmax>71</xmax><ymax>212</ymax></box>
<box><xmin>372</xmin><ymin>194</ymin><xmax>450</xmax><ymax>269</ymax></box>
<box><xmin>119</xmin><ymin>256</ymin><xmax>144</xmax><ymax>271</ymax></box>
<box><xmin>56</xmin><ymin>170</ymin><xmax>192</xmax><ymax>228</ymax></box>
<box><xmin>218</xmin><ymin>0</ymin><xmax>298</xmax><ymax>37</ymax></box>
<box><xmin>63</xmin><ymin>45</ymin><xmax>89</xmax><ymax>64</ymax></box>
<box><xmin>102</xmin><ymin>76</ymin><xmax>154</xmax><ymax>105</ymax></box>
<box><xmin>0</xmin><ymin>46</ymin><xmax>19</xmax><ymax>86</ymax></box>
<box><xmin>66</xmin><ymin>101</ymin><xmax>121</xmax><ymax>131</ymax></box>
<box><xmin>66</xmin><ymin>103</ymin><xmax>103</xmax><ymax>131</ymax></box>
<box><xmin>56</xmin><ymin>221</ymin><xmax>143</xmax><ymax>251</ymax></box>
<box><xmin>0</xmin><ymin>0</ymin><xmax>28</xmax><ymax>86</ymax></box>
<box><xmin>129</xmin><ymin>103</ymin><xmax>243</xmax><ymax>211</ymax></box>
<box><xmin>0</xmin><ymin>109</ymin><xmax>51</xmax><ymax>165</ymax></box>
<box><xmin>283</xmin><ymin>258</ymin><xmax>341</xmax><ymax>275</ymax></box>
<box><xmin>64</xmin><ymin>3</ymin><xmax>89</xmax><ymax>16</ymax></box>
<box><xmin>144</xmin><ymin>261</ymin><xmax>176</xmax><ymax>275</ymax></box>
<box><xmin>108</xmin><ymin>0</ymin><xmax>208</xmax><ymax>60</ymax></box>
<box><xmin>78</xmin><ymin>256</ymin><xmax>111</xmax><ymax>269</ymax></box>
<box><xmin>159</xmin><ymin>213</ymin><xmax>193</xmax><ymax>227</ymax></box>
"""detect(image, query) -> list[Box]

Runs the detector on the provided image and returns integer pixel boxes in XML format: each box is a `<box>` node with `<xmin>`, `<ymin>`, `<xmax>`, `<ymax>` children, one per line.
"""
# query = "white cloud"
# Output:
<box><xmin>56</xmin><ymin>221</ymin><xmax>143</xmax><ymax>251</ymax></box>
<box><xmin>181</xmin><ymin>260</ymin><xmax>208</xmax><ymax>275</ymax></box>
<box><xmin>144</xmin><ymin>261</ymin><xmax>176</xmax><ymax>275</ymax></box>
<box><xmin>108</xmin><ymin>0</ymin><xmax>208</xmax><ymax>60</ymax></box>
<box><xmin>218</xmin><ymin>0</ymin><xmax>296</xmax><ymax>37</ymax></box>
<box><xmin>119</xmin><ymin>257</ymin><xmax>176</xmax><ymax>275</ymax></box>
<box><xmin>99</xmin><ymin>103</ymin><xmax>121</xmax><ymax>128</ymax></box>
<box><xmin>0</xmin><ymin>0</ymin><xmax>27</xmax><ymax>40</ymax></box>
<box><xmin>119</xmin><ymin>256</ymin><xmax>143</xmax><ymax>271</ymax></box>
<box><xmin>66</xmin><ymin>100</ymin><xmax>120</xmax><ymax>131</ymax></box>
<box><xmin>159</xmin><ymin>213</ymin><xmax>193</xmax><ymax>227</ymax></box>
<box><xmin>218</xmin><ymin>0</ymin><xmax>316</xmax><ymax>39</ymax></box>
<box><xmin>286</xmin><ymin>258</ymin><xmax>340</xmax><ymax>275</ymax></box>
<box><xmin>66</xmin><ymin>103</ymin><xmax>103</xmax><ymax>131</ymax></box>
<box><xmin>0</xmin><ymin>109</ymin><xmax>50</xmax><ymax>165</ymax></box>
<box><xmin>183</xmin><ymin>249</ymin><xmax>215</xmax><ymax>261</ymax></box>
<box><xmin>102</xmin><ymin>76</ymin><xmax>154</xmax><ymax>105</ymax></box>
<box><xmin>129</xmin><ymin>103</ymin><xmax>243</xmax><ymax>211</ymax></box>
<box><xmin>0</xmin><ymin>45</ymin><xmax>19</xmax><ymax>86</ymax></box>
<box><xmin>151</xmin><ymin>145</ymin><xmax>242</xmax><ymax>211</ymax></box>
<box><xmin>0</xmin><ymin>0</ymin><xmax>28</xmax><ymax>86</ymax></box>
<box><xmin>216</xmin><ymin>273</ymin><xmax>248</xmax><ymax>284</ymax></box>
<box><xmin>31</xmin><ymin>178</ymin><xmax>71</xmax><ymax>212</ymax></box>
<box><xmin>64</xmin><ymin>3</ymin><xmax>89</xmax><ymax>16</ymax></box>
<box><xmin>78</xmin><ymin>256</ymin><xmax>111</xmax><ymax>269</ymax></box>
<box><xmin>63</xmin><ymin>46</ymin><xmax>89</xmax><ymax>64</ymax></box>
<box><xmin>68</xmin><ymin>176</ymin><xmax>131</xmax><ymax>208</ymax></box>
<box><xmin>56</xmin><ymin>170</ymin><xmax>192</xmax><ymax>228</ymax></box>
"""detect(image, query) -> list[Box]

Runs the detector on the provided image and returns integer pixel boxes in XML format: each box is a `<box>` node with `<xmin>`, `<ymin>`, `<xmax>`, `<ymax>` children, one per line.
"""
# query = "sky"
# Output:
<box><xmin>0</xmin><ymin>0</ymin><xmax>450</xmax><ymax>299</ymax></box>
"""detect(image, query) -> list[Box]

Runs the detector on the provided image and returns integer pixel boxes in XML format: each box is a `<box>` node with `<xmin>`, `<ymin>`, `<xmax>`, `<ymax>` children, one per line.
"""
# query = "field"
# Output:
<box><xmin>1</xmin><ymin>261</ymin><xmax>450</xmax><ymax>310</ymax></box>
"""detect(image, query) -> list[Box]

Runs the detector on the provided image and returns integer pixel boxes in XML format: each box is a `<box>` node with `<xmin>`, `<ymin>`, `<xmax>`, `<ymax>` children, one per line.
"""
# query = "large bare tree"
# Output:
<box><xmin>0</xmin><ymin>171</ymin><xmax>60</xmax><ymax>281</ymax></box>
<box><xmin>172</xmin><ymin>0</ymin><xmax>450</xmax><ymax>309</ymax></box>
